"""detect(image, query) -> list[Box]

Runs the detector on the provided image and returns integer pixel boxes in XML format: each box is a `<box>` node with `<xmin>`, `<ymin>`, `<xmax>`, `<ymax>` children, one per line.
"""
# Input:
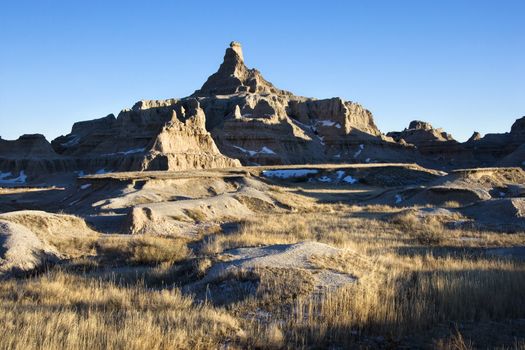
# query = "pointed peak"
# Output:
<box><xmin>230</xmin><ymin>41</ymin><xmax>244</xmax><ymax>62</ymax></box>
<box><xmin>192</xmin><ymin>42</ymin><xmax>291</xmax><ymax>97</ymax></box>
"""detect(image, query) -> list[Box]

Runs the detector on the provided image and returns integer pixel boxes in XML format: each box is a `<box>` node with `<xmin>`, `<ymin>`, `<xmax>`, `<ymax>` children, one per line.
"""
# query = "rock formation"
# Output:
<box><xmin>388</xmin><ymin>117</ymin><xmax>525</xmax><ymax>168</ymax></box>
<box><xmin>0</xmin><ymin>42</ymin><xmax>523</xmax><ymax>183</ymax></box>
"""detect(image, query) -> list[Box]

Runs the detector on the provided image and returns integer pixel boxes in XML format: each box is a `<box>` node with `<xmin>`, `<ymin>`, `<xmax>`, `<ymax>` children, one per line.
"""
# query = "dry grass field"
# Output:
<box><xmin>1</xmin><ymin>166</ymin><xmax>525</xmax><ymax>349</ymax></box>
<box><xmin>1</xmin><ymin>203</ymin><xmax>525</xmax><ymax>349</ymax></box>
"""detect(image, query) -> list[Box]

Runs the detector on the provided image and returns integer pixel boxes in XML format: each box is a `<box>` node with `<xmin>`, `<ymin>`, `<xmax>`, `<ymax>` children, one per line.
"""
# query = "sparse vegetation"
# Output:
<box><xmin>96</xmin><ymin>235</ymin><xmax>191</xmax><ymax>265</ymax></box>
<box><xmin>1</xmin><ymin>182</ymin><xmax>525</xmax><ymax>349</ymax></box>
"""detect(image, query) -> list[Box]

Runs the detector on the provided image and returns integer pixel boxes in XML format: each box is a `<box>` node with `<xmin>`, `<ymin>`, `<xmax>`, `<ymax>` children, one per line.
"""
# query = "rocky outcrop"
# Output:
<box><xmin>0</xmin><ymin>134</ymin><xmax>78</xmax><ymax>181</ymax></box>
<box><xmin>1</xmin><ymin>42</ymin><xmax>523</xmax><ymax>182</ymax></box>
<box><xmin>193</xmin><ymin>41</ymin><xmax>290</xmax><ymax>97</ymax></box>
<box><xmin>388</xmin><ymin>117</ymin><xmax>525</xmax><ymax>168</ymax></box>
<box><xmin>387</xmin><ymin>120</ymin><xmax>457</xmax><ymax>149</ymax></box>
<box><xmin>49</xmin><ymin>41</ymin><xmax>406</xmax><ymax>170</ymax></box>
<box><xmin>190</xmin><ymin>42</ymin><xmax>411</xmax><ymax>165</ymax></box>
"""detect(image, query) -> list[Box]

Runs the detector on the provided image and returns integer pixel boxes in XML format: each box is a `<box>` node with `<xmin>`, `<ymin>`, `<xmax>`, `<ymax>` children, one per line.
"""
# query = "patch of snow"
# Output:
<box><xmin>292</xmin><ymin>119</ymin><xmax>312</xmax><ymax>129</ymax></box>
<box><xmin>365</xmin><ymin>158</ymin><xmax>371</xmax><ymax>163</ymax></box>
<box><xmin>103</xmin><ymin>148</ymin><xmax>145</xmax><ymax>156</ymax></box>
<box><xmin>260</xmin><ymin>146</ymin><xmax>276</xmax><ymax>155</ymax></box>
<box><xmin>262</xmin><ymin>169</ymin><xmax>319</xmax><ymax>179</ymax></box>
<box><xmin>95</xmin><ymin>169</ymin><xmax>110</xmax><ymax>175</ymax></box>
<box><xmin>354</xmin><ymin>144</ymin><xmax>364</xmax><ymax>158</ymax></box>
<box><xmin>318</xmin><ymin>120</ymin><xmax>336</xmax><ymax>127</ymax></box>
<box><xmin>336</xmin><ymin>170</ymin><xmax>346</xmax><ymax>180</ymax></box>
<box><xmin>61</xmin><ymin>135</ymin><xmax>80</xmax><ymax>147</ymax></box>
<box><xmin>233</xmin><ymin>145</ymin><xmax>276</xmax><ymax>156</ymax></box>
<box><xmin>233</xmin><ymin>145</ymin><xmax>257</xmax><ymax>157</ymax></box>
<box><xmin>80</xmin><ymin>184</ymin><xmax>92</xmax><ymax>190</ymax></box>
<box><xmin>0</xmin><ymin>172</ymin><xmax>12</xmax><ymax>180</ymax></box>
<box><xmin>499</xmin><ymin>192</ymin><xmax>506</xmax><ymax>197</ymax></box>
<box><xmin>76</xmin><ymin>170</ymin><xmax>85</xmax><ymax>177</ymax></box>
<box><xmin>318</xmin><ymin>176</ymin><xmax>332</xmax><ymax>182</ymax></box>
<box><xmin>317</xmin><ymin>135</ymin><xmax>325</xmax><ymax>145</ymax></box>
<box><xmin>234</xmin><ymin>146</ymin><xmax>256</xmax><ymax>156</ymax></box>
<box><xmin>333</xmin><ymin>154</ymin><xmax>341</xmax><ymax>158</ymax></box>
<box><xmin>342</xmin><ymin>175</ymin><xmax>358</xmax><ymax>184</ymax></box>
<box><xmin>122</xmin><ymin>148</ymin><xmax>145</xmax><ymax>155</ymax></box>
<box><xmin>395</xmin><ymin>194</ymin><xmax>403</xmax><ymax>204</ymax></box>
<box><xmin>0</xmin><ymin>171</ymin><xmax>27</xmax><ymax>184</ymax></box>
<box><xmin>335</xmin><ymin>123</ymin><xmax>341</xmax><ymax>129</ymax></box>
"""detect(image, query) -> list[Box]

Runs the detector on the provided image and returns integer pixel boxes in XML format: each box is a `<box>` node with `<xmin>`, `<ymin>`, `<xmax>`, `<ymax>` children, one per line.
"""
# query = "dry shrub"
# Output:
<box><xmin>444</xmin><ymin>201</ymin><xmax>462</xmax><ymax>208</ymax></box>
<box><xmin>390</xmin><ymin>210</ymin><xmax>446</xmax><ymax>245</ymax></box>
<box><xmin>435</xmin><ymin>328</ymin><xmax>474</xmax><ymax>350</ymax></box>
<box><xmin>97</xmin><ymin>235</ymin><xmax>190</xmax><ymax>265</ymax></box>
<box><xmin>184</xmin><ymin>208</ymin><xmax>208</xmax><ymax>222</ymax></box>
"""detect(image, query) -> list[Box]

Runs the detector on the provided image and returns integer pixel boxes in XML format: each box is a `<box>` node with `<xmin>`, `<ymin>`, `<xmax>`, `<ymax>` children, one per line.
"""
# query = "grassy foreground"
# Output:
<box><xmin>1</xmin><ymin>203</ymin><xmax>525</xmax><ymax>349</ymax></box>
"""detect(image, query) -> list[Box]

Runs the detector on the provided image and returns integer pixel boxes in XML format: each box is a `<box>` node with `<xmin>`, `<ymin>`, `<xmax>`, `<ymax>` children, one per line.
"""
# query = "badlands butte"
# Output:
<box><xmin>1</xmin><ymin>42</ymin><xmax>525</xmax><ymax>349</ymax></box>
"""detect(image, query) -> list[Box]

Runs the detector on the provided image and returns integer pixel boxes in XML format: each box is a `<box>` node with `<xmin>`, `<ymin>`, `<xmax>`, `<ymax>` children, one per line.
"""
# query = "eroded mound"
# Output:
<box><xmin>461</xmin><ymin>198</ymin><xmax>525</xmax><ymax>232</ymax></box>
<box><xmin>393</xmin><ymin>167</ymin><xmax>525</xmax><ymax>207</ymax></box>
<box><xmin>0</xmin><ymin>210</ymin><xmax>98</xmax><ymax>257</ymax></box>
<box><xmin>185</xmin><ymin>241</ymin><xmax>358</xmax><ymax>305</ymax></box>
<box><xmin>0</xmin><ymin>220</ymin><xmax>60</xmax><ymax>277</ymax></box>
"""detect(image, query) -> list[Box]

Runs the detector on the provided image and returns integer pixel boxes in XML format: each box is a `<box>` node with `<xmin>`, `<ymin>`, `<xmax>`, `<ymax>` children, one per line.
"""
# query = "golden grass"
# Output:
<box><xmin>2</xmin><ymin>194</ymin><xmax>525</xmax><ymax>348</ymax></box>
<box><xmin>0</xmin><ymin>271</ymin><xmax>240</xmax><ymax>350</ymax></box>
<box><xmin>199</xmin><ymin>203</ymin><xmax>525</xmax><ymax>347</ymax></box>
<box><xmin>96</xmin><ymin>235</ymin><xmax>191</xmax><ymax>265</ymax></box>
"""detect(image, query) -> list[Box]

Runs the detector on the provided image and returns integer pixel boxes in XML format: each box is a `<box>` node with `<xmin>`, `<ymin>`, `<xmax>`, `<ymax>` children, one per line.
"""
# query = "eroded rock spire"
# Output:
<box><xmin>192</xmin><ymin>41</ymin><xmax>288</xmax><ymax>96</ymax></box>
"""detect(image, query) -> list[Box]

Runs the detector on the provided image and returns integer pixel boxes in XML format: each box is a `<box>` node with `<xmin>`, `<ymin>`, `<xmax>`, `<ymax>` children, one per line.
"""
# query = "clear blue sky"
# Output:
<box><xmin>1</xmin><ymin>0</ymin><xmax>523</xmax><ymax>141</ymax></box>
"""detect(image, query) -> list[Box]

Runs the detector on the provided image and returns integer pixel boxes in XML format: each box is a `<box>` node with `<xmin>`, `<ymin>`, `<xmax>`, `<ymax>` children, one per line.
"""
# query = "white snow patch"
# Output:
<box><xmin>353</xmin><ymin>144</ymin><xmax>364</xmax><ymax>158</ymax></box>
<box><xmin>80</xmin><ymin>184</ymin><xmax>92</xmax><ymax>190</ymax></box>
<box><xmin>103</xmin><ymin>148</ymin><xmax>145</xmax><ymax>156</ymax></box>
<box><xmin>233</xmin><ymin>145</ymin><xmax>276</xmax><ymax>156</ymax></box>
<box><xmin>318</xmin><ymin>120</ymin><xmax>336</xmax><ymax>127</ymax></box>
<box><xmin>342</xmin><ymin>175</ymin><xmax>358</xmax><ymax>184</ymax></box>
<box><xmin>262</xmin><ymin>169</ymin><xmax>319</xmax><ymax>179</ymax></box>
<box><xmin>0</xmin><ymin>172</ymin><xmax>12</xmax><ymax>180</ymax></box>
<box><xmin>333</xmin><ymin>154</ymin><xmax>341</xmax><ymax>158</ymax></box>
<box><xmin>395</xmin><ymin>194</ymin><xmax>403</xmax><ymax>204</ymax></box>
<box><xmin>0</xmin><ymin>171</ymin><xmax>27</xmax><ymax>184</ymax></box>
<box><xmin>76</xmin><ymin>170</ymin><xmax>85</xmax><ymax>177</ymax></box>
<box><xmin>365</xmin><ymin>158</ymin><xmax>371</xmax><ymax>163</ymax></box>
<box><xmin>61</xmin><ymin>135</ymin><xmax>80</xmax><ymax>147</ymax></box>
<box><xmin>95</xmin><ymin>169</ymin><xmax>110</xmax><ymax>175</ymax></box>
<box><xmin>233</xmin><ymin>146</ymin><xmax>257</xmax><ymax>157</ymax></box>
<box><xmin>499</xmin><ymin>192</ymin><xmax>506</xmax><ymax>197</ymax></box>
<box><xmin>336</xmin><ymin>170</ymin><xmax>345</xmax><ymax>180</ymax></box>
<box><xmin>260</xmin><ymin>146</ymin><xmax>276</xmax><ymax>155</ymax></box>
<box><xmin>317</xmin><ymin>135</ymin><xmax>325</xmax><ymax>145</ymax></box>
<box><xmin>121</xmin><ymin>148</ymin><xmax>145</xmax><ymax>155</ymax></box>
<box><xmin>292</xmin><ymin>119</ymin><xmax>312</xmax><ymax>129</ymax></box>
<box><xmin>318</xmin><ymin>176</ymin><xmax>332</xmax><ymax>183</ymax></box>
<box><xmin>335</xmin><ymin>123</ymin><xmax>341</xmax><ymax>129</ymax></box>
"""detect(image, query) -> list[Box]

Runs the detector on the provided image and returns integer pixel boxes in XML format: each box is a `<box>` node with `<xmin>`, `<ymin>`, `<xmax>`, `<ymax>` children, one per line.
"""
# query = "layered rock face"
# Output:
<box><xmin>190</xmin><ymin>42</ymin><xmax>412</xmax><ymax>165</ymax></box>
<box><xmin>47</xmin><ymin>41</ymin><xmax>411</xmax><ymax>173</ymax></box>
<box><xmin>1</xmin><ymin>41</ymin><xmax>523</xmax><ymax>182</ymax></box>
<box><xmin>51</xmin><ymin>98</ymin><xmax>240</xmax><ymax>173</ymax></box>
<box><xmin>0</xmin><ymin>134</ymin><xmax>76</xmax><ymax>178</ymax></box>
<box><xmin>388</xmin><ymin>117</ymin><xmax>525</xmax><ymax>167</ymax></box>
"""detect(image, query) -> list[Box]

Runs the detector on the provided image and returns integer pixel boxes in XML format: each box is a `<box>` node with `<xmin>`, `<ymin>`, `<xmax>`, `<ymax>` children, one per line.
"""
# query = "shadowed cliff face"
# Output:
<box><xmin>0</xmin><ymin>42</ymin><xmax>523</xmax><ymax>182</ymax></box>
